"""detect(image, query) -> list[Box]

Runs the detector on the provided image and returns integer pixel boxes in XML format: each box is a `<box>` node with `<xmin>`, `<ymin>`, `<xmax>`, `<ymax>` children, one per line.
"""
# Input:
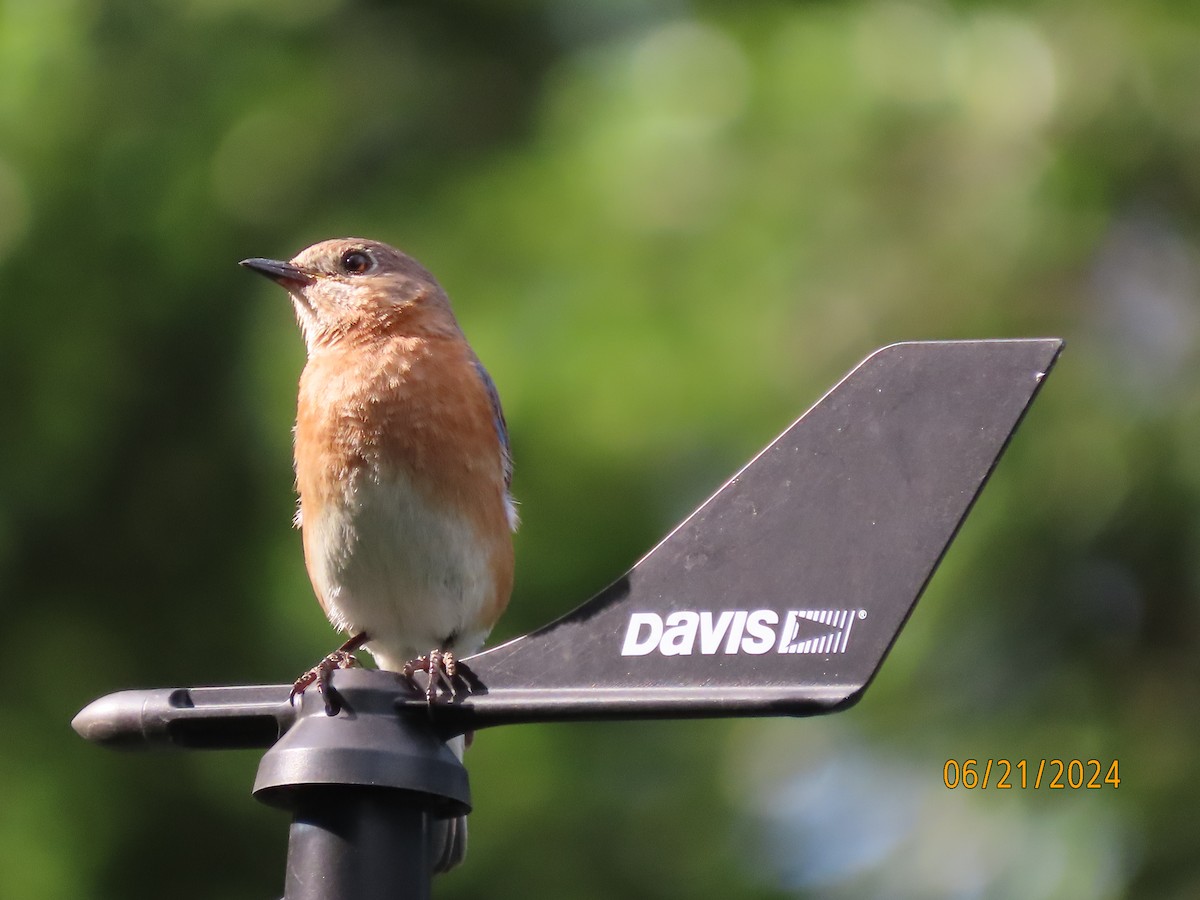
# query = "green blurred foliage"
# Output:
<box><xmin>2</xmin><ymin>0</ymin><xmax>1198</xmax><ymax>897</ymax></box>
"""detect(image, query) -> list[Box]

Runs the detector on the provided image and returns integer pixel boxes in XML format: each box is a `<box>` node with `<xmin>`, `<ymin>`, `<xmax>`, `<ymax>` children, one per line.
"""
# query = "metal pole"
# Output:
<box><xmin>284</xmin><ymin>787</ymin><xmax>433</xmax><ymax>900</ymax></box>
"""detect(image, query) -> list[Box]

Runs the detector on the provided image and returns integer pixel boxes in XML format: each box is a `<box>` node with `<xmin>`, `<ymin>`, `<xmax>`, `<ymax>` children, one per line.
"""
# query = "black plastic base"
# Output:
<box><xmin>254</xmin><ymin>671</ymin><xmax>470</xmax><ymax>899</ymax></box>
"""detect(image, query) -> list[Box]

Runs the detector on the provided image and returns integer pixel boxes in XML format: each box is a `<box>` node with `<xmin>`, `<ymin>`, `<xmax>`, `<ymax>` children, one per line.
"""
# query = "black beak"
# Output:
<box><xmin>239</xmin><ymin>257</ymin><xmax>316</xmax><ymax>288</ymax></box>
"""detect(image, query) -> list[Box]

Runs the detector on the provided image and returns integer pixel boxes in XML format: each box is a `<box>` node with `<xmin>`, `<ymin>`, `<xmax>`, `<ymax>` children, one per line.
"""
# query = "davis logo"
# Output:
<box><xmin>620</xmin><ymin>608</ymin><xmax>867</xmax><ymax>657</ymax></box>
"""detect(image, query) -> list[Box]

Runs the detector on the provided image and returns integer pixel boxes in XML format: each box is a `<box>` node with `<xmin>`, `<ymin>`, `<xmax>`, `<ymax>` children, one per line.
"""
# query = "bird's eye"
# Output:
<box><xmin>340</xmin><ymin>250</ymin><xmax>372</xmax><ymax>275</ymax></box>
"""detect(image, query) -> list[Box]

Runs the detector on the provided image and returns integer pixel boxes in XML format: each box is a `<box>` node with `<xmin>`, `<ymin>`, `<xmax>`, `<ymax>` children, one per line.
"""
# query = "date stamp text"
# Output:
<box><xmin>943</xmin><ymin>759</ymin><xmax>1120</xmax><ymax>790</ymax></box>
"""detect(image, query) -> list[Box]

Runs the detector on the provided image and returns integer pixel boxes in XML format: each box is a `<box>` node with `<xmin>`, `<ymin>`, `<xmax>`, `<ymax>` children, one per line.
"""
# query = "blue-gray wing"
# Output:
<box><xmin>473</xmin><ymin>359</ymin><xmax>513</xmax><ymax>489</ymax></box>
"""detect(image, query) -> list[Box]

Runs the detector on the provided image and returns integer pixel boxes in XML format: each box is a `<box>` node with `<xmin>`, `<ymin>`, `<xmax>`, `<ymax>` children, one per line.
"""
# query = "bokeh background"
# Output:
<box><xmin>3</xmin><ymin>0</ymin><xmax>1198</xmax><ymax>897</ymax></box>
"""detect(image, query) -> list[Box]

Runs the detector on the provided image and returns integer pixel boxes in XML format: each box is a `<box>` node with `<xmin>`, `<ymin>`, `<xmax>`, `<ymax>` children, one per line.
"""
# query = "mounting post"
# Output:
<box><xmin>255</xmin><ymin>671</ymin><xmax>468</xmax><ymax>900</ymax></box>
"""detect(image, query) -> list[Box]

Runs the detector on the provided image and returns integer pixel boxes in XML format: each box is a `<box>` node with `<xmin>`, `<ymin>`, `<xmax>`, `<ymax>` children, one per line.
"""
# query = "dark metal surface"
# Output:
<box><xmin>427</xmin><ymin>338</ymin><xmax>1063</xmax><ymax>730</ymax></box>
<box><xmin>72</xmin><ymin>338</ymin><xmax>1062</xmax><ymax>748</ymax></box>
<box><xmin>284</xmin><ymin>790</ymin><xmax>432</xmax><ymax>900</ymax></box>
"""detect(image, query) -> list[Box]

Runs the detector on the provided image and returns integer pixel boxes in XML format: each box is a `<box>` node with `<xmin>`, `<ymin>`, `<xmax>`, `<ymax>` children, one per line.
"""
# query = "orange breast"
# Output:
<box><xmin>294</xmin><ymin>330</ymin><xmax>514</xmax><ymax>629</ymax></box>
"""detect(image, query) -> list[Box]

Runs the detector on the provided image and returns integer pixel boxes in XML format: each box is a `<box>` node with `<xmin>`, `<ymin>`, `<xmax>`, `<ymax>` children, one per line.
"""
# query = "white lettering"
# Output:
<box><xmin>661</xmin><ymin>611</ymin><xmax>699</xmax><ymax>656</ymax></box>
<box><xmin>620</xmin><ymin>608</ymin><xmax>861</xmax><ymax>657</ymax></box>
<box><xmin>741</xmin><ymin>609</ymin><xmax>779</xmax><ymax>654</ymax></box>
<box><xmin>724</xmin><ymin>610</ymin><xmax>748</xmax><ymax>654</ymax></box>
<box><xmin>621</xmin><ymin>612</ymin><xmax>663</xmax><ymax>656</ymax></box>
<box><xmin>698</xmin><ymin>610</ymin><xmax>736</xmax><ymax>654</ymax></box>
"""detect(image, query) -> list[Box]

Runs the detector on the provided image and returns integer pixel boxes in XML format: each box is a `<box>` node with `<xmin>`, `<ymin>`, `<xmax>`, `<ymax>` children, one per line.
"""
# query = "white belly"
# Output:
<box><xmin>304</xmin><ymin>469</ymin><xmax>494</xmax><ymax>671</ymax></box>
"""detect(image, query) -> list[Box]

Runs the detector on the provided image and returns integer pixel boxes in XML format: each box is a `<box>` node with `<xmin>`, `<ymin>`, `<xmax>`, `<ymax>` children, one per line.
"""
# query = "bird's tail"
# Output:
<box><xmin>430</xmin><ymin>733</ymin><xmax>468</xmax><ymax>873</ymax></box>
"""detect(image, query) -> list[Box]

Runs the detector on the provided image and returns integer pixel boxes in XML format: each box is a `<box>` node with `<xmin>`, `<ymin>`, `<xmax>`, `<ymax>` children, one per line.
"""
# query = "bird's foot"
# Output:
<box><xmin>291</xmin><ymin>633</ymin><xmax>368</xmax><ymax>715</ymax></box>
<box><xmin>403</xmin><ymin>649</ymin><xmax>476</xmax><ymax>702</ymax></box>
<box><xmin>289</xmin><ymin>650</ymin><xmax>358</xmax><ymax>714</ymax></box>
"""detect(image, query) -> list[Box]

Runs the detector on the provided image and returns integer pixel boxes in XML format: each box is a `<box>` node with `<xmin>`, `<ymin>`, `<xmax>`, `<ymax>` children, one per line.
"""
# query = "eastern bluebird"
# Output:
<box><xmin>241</xmin><ymin>239</ymin><xmax>516</xmax><ymax>867</ymax></box>
<box><xmin>241</xmin><ymin>237</ymin><xmax>516</xmax><ymax>686</ymax></box>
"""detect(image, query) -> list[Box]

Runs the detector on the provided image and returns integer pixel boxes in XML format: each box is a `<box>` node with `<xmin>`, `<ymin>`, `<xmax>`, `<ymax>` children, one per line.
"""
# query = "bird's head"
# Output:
<box><xmin>241</xmin><ymin>238</ymin><xmax>458</xmax><ymax>350</ymax></box>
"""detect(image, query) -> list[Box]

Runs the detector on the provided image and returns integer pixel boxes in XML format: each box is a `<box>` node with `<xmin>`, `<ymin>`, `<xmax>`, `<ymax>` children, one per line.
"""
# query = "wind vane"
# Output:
<box><xmin>74</xmin><ymin>338</ymin><xmax>1063</xmax><ymax>900</ymax></box>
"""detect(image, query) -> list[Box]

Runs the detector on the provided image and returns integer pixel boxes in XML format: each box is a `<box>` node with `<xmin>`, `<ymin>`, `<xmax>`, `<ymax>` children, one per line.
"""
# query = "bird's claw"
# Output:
<box><xmin>403</xmin><ymin>649</ymin><xmax>475</xmax><ymax>703</ymax></box>
<box><xmin>290</xmin><ymin>648</ymin><xmax>360</xmax><ymax>715</ymax></box>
